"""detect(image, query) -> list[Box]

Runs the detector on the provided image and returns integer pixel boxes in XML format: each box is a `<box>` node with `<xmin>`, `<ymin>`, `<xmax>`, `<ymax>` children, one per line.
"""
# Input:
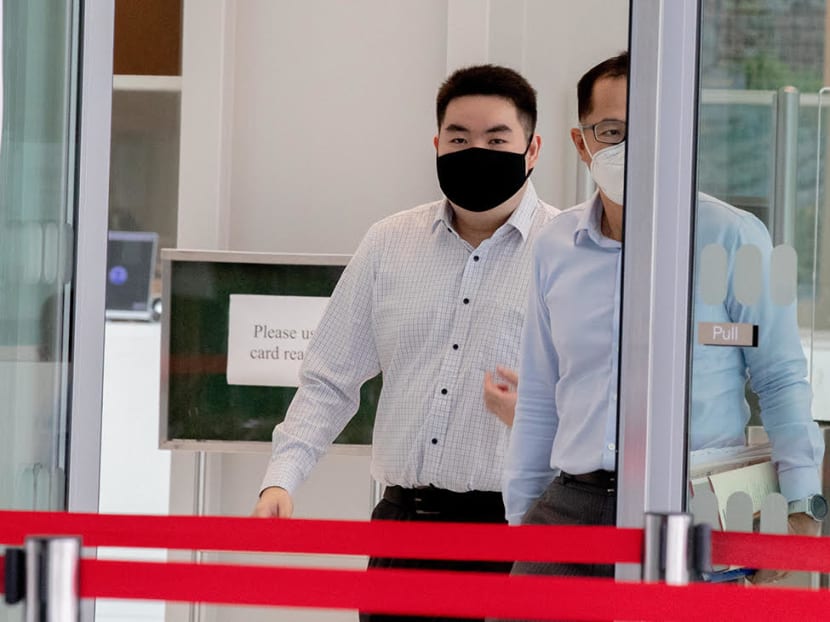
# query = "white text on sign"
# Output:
<box><xmin>697</xmin><ymin>321</ymin><xmax>758</xmax><ymax>347</ymax></box>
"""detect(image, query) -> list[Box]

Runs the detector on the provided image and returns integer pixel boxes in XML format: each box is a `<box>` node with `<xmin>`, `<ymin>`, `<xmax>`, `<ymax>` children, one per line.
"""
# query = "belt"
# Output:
<box><xmin>560</xmin><ymin>470</ymin><xmax>617</xmax><ymax>492</ymax></box>
<box><xmin>382</xmin><ymin>485</ymin><xmax>503</xmax><ymax>516</ymax></box>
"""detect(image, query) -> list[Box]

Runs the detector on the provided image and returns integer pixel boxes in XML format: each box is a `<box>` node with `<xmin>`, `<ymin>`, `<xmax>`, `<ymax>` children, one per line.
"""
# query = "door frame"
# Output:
<box><xmin>616</xmin><ymin>0</ymin><xmax>701</xmax><ymax>578</ymax></box>
<box><xmin>66</xmin><ymin>0</ymin><xmax>115</xmax><ymax>513</ymax></box>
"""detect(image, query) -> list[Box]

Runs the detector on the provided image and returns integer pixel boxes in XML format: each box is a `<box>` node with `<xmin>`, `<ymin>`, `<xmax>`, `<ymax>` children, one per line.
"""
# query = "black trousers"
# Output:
<box><xmin>359</xmin><ymin>485</ymin><xmax>512</xmax><ymax>622</ymax></box>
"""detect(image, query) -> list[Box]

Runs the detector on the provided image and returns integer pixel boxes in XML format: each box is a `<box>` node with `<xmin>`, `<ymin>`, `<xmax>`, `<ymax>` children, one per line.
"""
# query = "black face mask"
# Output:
<box><xmin>436</xmin><ymin>144</ymin><xmax>533</xmax><ymax>212</ymax></box>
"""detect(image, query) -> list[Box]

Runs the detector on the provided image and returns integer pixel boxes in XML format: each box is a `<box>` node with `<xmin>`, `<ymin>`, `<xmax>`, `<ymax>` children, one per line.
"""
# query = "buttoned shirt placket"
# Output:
<box><xmin>419</xmin><ymin>225</ymin><xmax>499</xmax><ymax>483</ymax></box>
<box><xmin>602</xmin><ymin>249</ymin><xmax>622</xmax><ymax>471</ymax></box>
<box><xmin>579</xmin><ymin>202</ymin><xmax>622</xmax><ymax>472</ymax></box>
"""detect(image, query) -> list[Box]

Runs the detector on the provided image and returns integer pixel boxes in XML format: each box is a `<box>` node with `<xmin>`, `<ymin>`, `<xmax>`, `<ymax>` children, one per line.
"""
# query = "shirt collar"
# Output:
<box><xmin>432</xmin><ymin>180</ymin><xmax>540</xmax><ymax>241</ymax></box>
<box><xmin>574</xmin><ymin>191</ymin><xmax>620</xmax><ymax>248</ymax></box>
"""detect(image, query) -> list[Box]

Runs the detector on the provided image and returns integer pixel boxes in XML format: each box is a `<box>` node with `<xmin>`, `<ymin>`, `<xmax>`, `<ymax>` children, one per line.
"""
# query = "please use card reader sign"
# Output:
<box><xmin>226</xmin><ymin>294</ymin><xmax>330</xmax><ymax>387</ymax></box>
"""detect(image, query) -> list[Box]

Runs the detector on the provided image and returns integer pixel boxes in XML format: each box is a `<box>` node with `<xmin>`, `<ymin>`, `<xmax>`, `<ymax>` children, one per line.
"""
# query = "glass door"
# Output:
<box><xmin>687</xmin><ymin>0</ymin><xmax>830</xmax><ymax>586</ymax></box>
<box><xmin>0</xmin><ymin>0</ymin><xmax>113</xmax><ymax>618</ymax></box>
<box><xmin>0</xmin><ymin>0</ymin><xmax>80</xmax><ymax>511</ymax></box>
<box><xmin>621</xmin><ymin>0</ymin><xmax>830</xmax><ymax>585</ymax></box>
<box><xmin>0</xmin><ymin>0</ymin><xmax>114</xmax><ymax>523</ymax></box>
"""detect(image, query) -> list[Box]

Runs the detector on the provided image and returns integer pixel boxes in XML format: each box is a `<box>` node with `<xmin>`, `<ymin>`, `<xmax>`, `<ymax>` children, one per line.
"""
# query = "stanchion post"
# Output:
<box><xmin>24</xmin><ymin>536</ymin><xmax>81</xmax><ymax>622</ymax></box>
<box><xmin>643</xmin><ymin>512</ymin><xmax>710</xmax><ymax>585</ymax></box>
<box><xmin>370</xmin><ymin>478</ymin><xmax>383</xmax><ymax>515</ymax></box>
<box><xmin>663</xmin><ymin>513</ymin><xmax>693</xmax><ymax>585</ymax></box>
<box><xmin>642</xmin><ymin>513</ymin><xmax>664</xmax><ymax>582</ymax></box>
<box><xmin>189</xmin><ymin>450</ymin><xmax>208</xmax><ymax>622</ymax></box>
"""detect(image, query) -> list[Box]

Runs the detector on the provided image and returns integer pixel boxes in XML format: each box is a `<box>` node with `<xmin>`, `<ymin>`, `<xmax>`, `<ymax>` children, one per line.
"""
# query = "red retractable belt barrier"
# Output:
<box><xmin>0</xmin><ymin>511</ymin><xmax>642</xmax><ymax>564</ymax></box>
<box><xmin>3</xmin><ymin>511</ymin><xmax>830</xmax><ymax>620</ymax></box>
<box><xmin>712</xmin><ymin>530</ymin><xmax>830</xmax><ymax>572</ymax></box>
<box><xmin>79</xmin><ymin>559</ymin><xmax>830</xmax><ymax>621</ymax></box>
<box><xmin>3</xmin><ymin>510</ymin><xmax>830</xmax><ymax>571</ymax></box>
<box><xmin>2</xmin><ymin>556</ymin><xmax>830</xmax><ymax>621</ymax></box>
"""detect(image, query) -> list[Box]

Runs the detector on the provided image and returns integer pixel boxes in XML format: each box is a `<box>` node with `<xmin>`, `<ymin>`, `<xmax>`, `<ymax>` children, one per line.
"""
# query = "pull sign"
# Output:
<box><xmin>697</xmin><ymin>322</ymin><xmax>758</xmax><ymax>347</ymax></box>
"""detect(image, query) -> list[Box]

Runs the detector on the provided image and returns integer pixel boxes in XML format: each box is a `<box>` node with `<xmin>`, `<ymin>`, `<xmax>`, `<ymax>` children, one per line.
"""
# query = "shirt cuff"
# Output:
<box><xmin>260</xmin><ymin>460</ymin><xmax>306</xmax><ymax>496</ymax></box>
<box><xmin>777</xmin><ymin>465</ymin><xmax>822</xmax><ymax>502</ymax></box>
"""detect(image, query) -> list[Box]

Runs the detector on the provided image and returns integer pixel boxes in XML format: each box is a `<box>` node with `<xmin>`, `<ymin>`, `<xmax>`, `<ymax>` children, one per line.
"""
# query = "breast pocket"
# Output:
<box><xmin>479</xmin><ymin>303</ymin><xmax>524</xmax><ymax>372</ymax></box>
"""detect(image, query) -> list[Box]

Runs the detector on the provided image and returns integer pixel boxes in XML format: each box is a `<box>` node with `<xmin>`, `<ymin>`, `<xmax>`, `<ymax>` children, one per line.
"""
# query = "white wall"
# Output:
<box><xmin>168</xmin><ymin>2</ymin><xmax>629</xmax><ymax>621</ymax></box>
<box><xmin>178</xmin><ymin>0</ymin><xmax>630</xmax><ymax>253</ymax></box>
<box><xmin>520</xmin><ymin>0</ymin><xmax>631</xmax><ymax>206</ymax></box>
<box><xmin>228</xmin><ymin>0</ymin><xmax>449</xmax><ymax>253</ymax></box>
<box><xmin>97</xmin><ymin>322</ymin><xmax>170</xmax><ymax>622</ymax></box>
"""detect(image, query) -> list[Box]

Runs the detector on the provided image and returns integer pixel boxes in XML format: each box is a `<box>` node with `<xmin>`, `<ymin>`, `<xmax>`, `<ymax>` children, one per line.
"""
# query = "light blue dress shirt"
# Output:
<box><xmin>503</xmin><ymin>192</ymin><xmax>824</xmax><ymax>525</ymax></box>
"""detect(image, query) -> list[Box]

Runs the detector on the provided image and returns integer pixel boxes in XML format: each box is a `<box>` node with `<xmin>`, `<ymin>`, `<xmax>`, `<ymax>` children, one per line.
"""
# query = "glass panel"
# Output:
<box><xmin>691</xmin><ymin>0</ymin><xmax>829</xmax><ymax>586</ymax></box>
<box><xmin>108</xmin><ymin>85</ymin><xmax>180</xmax><ymax>281</ymax></box>
<box><xmin>0</xmin><ymin>0</ymin><xmax>79</xmax><ymax>516</ymax></box>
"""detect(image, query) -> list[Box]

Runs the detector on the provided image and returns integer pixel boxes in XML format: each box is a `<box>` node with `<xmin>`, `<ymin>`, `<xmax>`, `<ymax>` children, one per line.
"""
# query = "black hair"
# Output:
<box><xmin>436</xmin><ymin>64</ymin><xmax>537</xmax><ymax>140</ymax></box>
<box><xmin>577</xmin><ymin>51</ymin><xmax>629</xmax><ymax>120</ymax></box>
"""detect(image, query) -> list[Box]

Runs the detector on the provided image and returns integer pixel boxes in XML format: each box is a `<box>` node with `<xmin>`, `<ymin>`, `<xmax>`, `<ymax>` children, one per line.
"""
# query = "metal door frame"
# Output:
<box><xmin>66</xmin><ymin>0</ymin><xmax>114</xmax><ymax>513</ymax></box>
<box><xmin>616</xmin><ymin>0</ymin><xmax>701</xmax><ymax>578</ymax></box>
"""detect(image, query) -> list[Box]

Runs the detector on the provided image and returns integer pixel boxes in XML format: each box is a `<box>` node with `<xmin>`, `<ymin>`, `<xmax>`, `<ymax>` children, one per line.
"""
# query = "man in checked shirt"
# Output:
<box><xmin>252</xmin><ymin>64</ymin><xmax>558</xmax><ymax>622</ymax></box>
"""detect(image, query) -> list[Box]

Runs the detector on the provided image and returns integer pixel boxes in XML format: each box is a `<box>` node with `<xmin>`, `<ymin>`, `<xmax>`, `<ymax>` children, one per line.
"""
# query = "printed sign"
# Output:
<box><xmin>226</xmin><ymin>294</ymin><xmax>330</xmax><ymax>387</ymax></box>
<box><xmin>697</xmin><ymin>322</ymin><xmax>758</xmax><ymax>347</ymax></box>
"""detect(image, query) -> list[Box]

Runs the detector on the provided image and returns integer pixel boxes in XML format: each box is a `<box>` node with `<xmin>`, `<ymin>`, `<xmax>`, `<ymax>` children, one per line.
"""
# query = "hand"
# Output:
<box><xmin>787</xmin><ymin>511</ymin><xmax>822</xmax><ymax>537</ymax></box>
<box><xmin>748</xmin><ymin>512</ymin><xmax>820</xmax><ymax>584</ymax></box>
<box><xmin>251</xmin><ymin>486</ymin><xmax>294</xmax><ymax>518</ymax></box>
<box><xmin>484</xmin><ymin>366</ymin><xmax>519</xmax><ymax>427</ymax></box>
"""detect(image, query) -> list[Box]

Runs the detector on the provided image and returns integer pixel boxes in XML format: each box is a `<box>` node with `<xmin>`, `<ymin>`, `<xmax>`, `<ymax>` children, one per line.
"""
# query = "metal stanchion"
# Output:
<box><xmin>663</xmin><ymin>514</ymin><xmax>694</xmax><ymax>585</ymax></box>
<box><xmin>4</xmin><ymin>536</ymin><xmax>82</xmax><ymax>622</ymax></box>
<box><xmin>642</xmin><ymin>513</ymin><xmax>665</xmax><ymax>582</ymax></box>
<box><xmin>820</xmin><ymin>425</ymin><xmax>830</xmax><ymax>589</ymax></box>
<box><xmin>642</xmin><ymin>512</ymin><xmax>710</xmax><ymax>585</ymax></box>
<box><xmin>189</xmin><ymin>451</ymin><xmax>208</xmax><ymax>622</ymax></box>
<box><xmin>370</xmin><ymin>478</ymin><xmax>383</xmax><ymax>515</ymax></box>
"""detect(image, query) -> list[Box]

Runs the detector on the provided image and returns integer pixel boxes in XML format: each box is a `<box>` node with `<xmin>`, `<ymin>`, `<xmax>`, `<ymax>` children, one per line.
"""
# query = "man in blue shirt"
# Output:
<box><xmin>502</xmin><ymin>52</ymin><xmax>825</xmax><ymax>586</ymax></box>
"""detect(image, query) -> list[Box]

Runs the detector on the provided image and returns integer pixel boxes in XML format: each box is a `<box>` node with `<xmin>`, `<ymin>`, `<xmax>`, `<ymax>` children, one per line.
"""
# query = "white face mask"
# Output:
<box><xmin>581</xmin><ymin>133</ymin><xmax>625</xmax><ymax>205</ymax></box>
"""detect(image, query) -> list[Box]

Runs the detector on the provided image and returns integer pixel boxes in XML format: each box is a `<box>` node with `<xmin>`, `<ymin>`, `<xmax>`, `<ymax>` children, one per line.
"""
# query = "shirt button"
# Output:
<box><xmin>431</xmin><ymin>438</ymin><xmax>438</xmax><ymax>445</ymax></box>
<box><xmin>463</xmin><ymin>298</ymin><xmax>470</xmax><ymax>304</ymax></box>
<box><xmin>608</xmin><ymin>443</ymin><xmax>616</xmax><ymax>451</ymax></box>
<box><xmin>473</xmin><ymin>255</ymin><xmax>480</xmax><ymax>262</ymax></box>
<box><xmin>441</xmin><ymin>388</ymin><xmax>448</xmax><ymax>395</ymax></box>
<box><xmin>452</xmin><ymin>344</ymin><xmax>459</xmax><ymax>350</ymax></box>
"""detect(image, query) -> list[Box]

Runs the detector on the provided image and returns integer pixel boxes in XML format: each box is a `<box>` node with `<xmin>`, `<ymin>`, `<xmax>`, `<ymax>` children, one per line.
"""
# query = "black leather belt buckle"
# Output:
<box><xmin>383</xmin><ymin>485</ymin><xmax>442</xmax><ymax>515</ymax></box>
<box><xmin>561</xmin><ymin>470</ymin><xmax>617</xmax><ymax>492</ymax></box>
<box><xmin>406</xmin><ymin>487</ymin><xmax>436</xmax><ymax>515</ymax></box>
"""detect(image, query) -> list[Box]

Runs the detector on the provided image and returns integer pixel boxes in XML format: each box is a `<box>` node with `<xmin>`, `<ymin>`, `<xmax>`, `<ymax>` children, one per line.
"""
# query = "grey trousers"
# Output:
<box><xmin>490</xmin><ymin>475</ymin><xmax>616</xmax><ymax>622</ymax></box>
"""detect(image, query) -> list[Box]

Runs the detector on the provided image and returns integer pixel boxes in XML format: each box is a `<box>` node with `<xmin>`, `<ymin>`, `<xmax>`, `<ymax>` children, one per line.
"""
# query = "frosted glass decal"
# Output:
<box><xmin>770</xmin><ymin>244</ymin><xmax>797</xmax><ymax>306</ymax></box>
<box><xmin>699</xmin><ymin>243</ymin><xmax>727</xmax><ymax>305</ymax></box>
<box><xmin>759</xmin><ymin>493</ymin><xmax>788</xmax><ymax>534</ymax></box>
<box><xmin>734</xmin><ymin>244</ymin><xmax>761</xmax><ymax>306</ymax></box>
<box><xmin>724</xmin><ymin>491</ymin><xmax>753</xmax><ymax>532</ymax></box>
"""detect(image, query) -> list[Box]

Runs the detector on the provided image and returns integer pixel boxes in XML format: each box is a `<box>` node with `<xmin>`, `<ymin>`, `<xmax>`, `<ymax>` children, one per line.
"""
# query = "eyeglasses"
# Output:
<box><xmin>580</xmin><ymin>120</ymin><xmax>626</xmax><ymax>145</ymax></box>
